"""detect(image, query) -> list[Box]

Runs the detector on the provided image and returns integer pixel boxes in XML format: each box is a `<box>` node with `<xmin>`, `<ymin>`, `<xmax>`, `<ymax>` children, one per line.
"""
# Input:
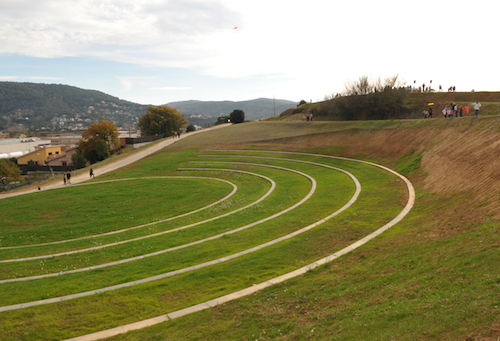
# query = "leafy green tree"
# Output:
<box><xmin>229</xmin><ymin>109</ymin><xmax>245</xmax><ymax>123</ymax></box>
<box><xmin>138</xmin><ymin>105</ymin><xmax>187</xmax><ymax>136</ymax></box>
<box><xmin>297</xmin><ymin>100</ymin><xmax>307</xmax><ymax>107</ymax></box>
<box><xmin>80</xmin><ymin>120</ymin><xmax>120</xmax><ymax>151</ymax></box>
<box><xmin>71</xmin><ymin>149</ymin><xmax>87</xmax><ymax>169</ymax></box>
<box><xmin>215</xmin><ymin>116</ymin><xmax>230</xmax><ymax>125</ymax></box>
<box><xmin>79</xmin><ymin>120</ymin><xmax>119</xmax><ymax>164</ymax></box>
<box><xmin>186</xmin><ymin>123</ymin><xmax>196</xmax><ymax>132</ymax></box>
<box><xmin>95</xmin><ymin>139</ymin><xmax>110</xmax><ymax>161</ymax></box>
<box><xmin>0</xmin><ymin>159</ymin><xmax>23</xmax><ymax>185</ymax></box>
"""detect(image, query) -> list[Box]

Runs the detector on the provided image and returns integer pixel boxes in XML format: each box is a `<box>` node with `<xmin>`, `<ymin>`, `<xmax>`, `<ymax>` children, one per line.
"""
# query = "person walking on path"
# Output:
<box><xmin>472</xmin><ymin>100</ymin><xmax>481</xmax><ymax>117</ymax></box>
<box><xmin>63</xmin><ymin>173</ymin><xmax>67</xmax><ymax>185</ymax></box>
<box><xmin>66</xmin><ymin>171</ymin><xmax>71</xmax><ymax>184</ymax></box>
<box><xmin>90</xmin><ymin>168</ymin><xmax>94</xmax><ymax>179</ymax></box>
<box><xmin>428</xmin><ymin>107</ymin><xmax>433</xmax><ymax>118</ymax></box>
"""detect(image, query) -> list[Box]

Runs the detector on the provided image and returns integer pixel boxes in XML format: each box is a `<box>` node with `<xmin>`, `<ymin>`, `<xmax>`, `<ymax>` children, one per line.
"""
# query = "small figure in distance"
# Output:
<box><xmin>442</xmin><ymin>106</ymin><xmax>449</xmax><ymax>118</ymax></box>
<box><xmin>63</xmin><ymin>173</ymin><xmax>67</xmax><ymax>185</ymax></box>
<box><xmin>66</xmin><ymin>171</ymin><xmax>71</xmax><ymax>184</ymax></box>
<box><xmin>472</xmin><ymin>100</ymin><xmax>481</xmax><ymax>117</ymax></box>
<box><xmin>90</xmin><ymin>168</ymin><xmax>94</xmax><ymax>179</ymax></box>
<box><xmin>428</xmin><ymin>107</ymin><xmax>433</xmax><ymax>118</ymax></box>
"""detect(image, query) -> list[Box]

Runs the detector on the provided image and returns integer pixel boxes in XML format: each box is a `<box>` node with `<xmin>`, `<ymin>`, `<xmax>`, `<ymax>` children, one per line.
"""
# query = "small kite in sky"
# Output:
<box><xmin>234</xmin><ymin>27</ymin><xmax>237</xmax><ymax>29</ymax></box>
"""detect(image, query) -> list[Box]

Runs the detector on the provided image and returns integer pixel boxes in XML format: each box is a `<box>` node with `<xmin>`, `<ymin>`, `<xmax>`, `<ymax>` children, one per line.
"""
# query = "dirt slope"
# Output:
<box><xmin>214</xmin><ymin>117</ymin><xmax>500</xmax><ymax>218</ymax></box>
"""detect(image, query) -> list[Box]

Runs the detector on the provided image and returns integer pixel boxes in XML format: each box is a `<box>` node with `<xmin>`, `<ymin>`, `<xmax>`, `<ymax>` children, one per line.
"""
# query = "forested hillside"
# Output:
<box><xmin>0</xmin><ymin>82</ymin><xmax>298</xmax><ymax>133</ymax></box>
<box><xmin>168</xmin><ymin>98</ymin><xmax>298</xmax><ymax>124</ymax></box>
<box><xmin>0</xmin><ymin>82</ymin><xmax>146</xmax><ymax>132</ymax></box>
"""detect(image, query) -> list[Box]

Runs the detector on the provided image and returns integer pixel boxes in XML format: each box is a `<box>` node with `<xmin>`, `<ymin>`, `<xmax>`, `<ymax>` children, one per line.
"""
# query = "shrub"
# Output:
<box><xmin>230</xmin><ymin>109</ymin><xmax>245</xmax><ymax>124</ymax></box>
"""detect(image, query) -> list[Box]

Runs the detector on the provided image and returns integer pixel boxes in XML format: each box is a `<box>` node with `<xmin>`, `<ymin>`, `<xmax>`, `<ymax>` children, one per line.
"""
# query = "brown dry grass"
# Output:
<box><xmin>206</xmin><ymin>118</ymin><xmax>500</xmax><ymax>218</ymax></box>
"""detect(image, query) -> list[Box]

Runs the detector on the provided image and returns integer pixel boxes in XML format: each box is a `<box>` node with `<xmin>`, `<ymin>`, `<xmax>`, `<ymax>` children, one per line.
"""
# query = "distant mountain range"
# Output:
<box><xmin>167</xmin><ymin>99</ymin><xmax>298</xmax><ymax>127</ymax></box>
<box><xmin>0</xmin><ymin>82</ymin><xmax>297</xmax><ymax>132</ymax></box>
<box><xmin>0</xmin><ymin>82</ymin><xmax>146</xmax><ymax>133</ymax></box>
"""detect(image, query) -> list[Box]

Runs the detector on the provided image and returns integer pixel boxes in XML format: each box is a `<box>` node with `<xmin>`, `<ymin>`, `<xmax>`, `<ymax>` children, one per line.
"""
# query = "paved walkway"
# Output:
<box><xmin>0</xmin><ymin>124</ymin><xmax>231</xmax><ymax>200</ymax></box>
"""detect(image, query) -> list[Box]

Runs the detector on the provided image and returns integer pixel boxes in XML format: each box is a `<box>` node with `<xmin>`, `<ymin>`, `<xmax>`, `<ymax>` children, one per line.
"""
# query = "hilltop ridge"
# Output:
<box><xmin>278</xmin><ymin>91</ymin><xmax>500</xmax><ymax>120</ymax></box>
<box><xmin>0</xmin><ymin>82</ymin><xmax>297</xmax><ymax>133</ymax></box>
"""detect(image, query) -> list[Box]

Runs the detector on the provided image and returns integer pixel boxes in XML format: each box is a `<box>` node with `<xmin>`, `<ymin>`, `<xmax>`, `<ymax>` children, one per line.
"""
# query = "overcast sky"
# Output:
<box><xmin>1</xmin><ymin>0</ymin><xmax>498</xmax><ymax>105</ymax></box>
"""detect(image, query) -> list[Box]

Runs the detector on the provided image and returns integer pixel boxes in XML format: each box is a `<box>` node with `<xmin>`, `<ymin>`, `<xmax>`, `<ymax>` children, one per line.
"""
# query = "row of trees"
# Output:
<box><xmin>4</xmin><ymin>105</ymin><xmax>242</xmax><ymax>178</ymax></box>
<box><xmin>74</xmin><ymin>106</ymin><xmax>188</xmax><ymax>168</ymax></box>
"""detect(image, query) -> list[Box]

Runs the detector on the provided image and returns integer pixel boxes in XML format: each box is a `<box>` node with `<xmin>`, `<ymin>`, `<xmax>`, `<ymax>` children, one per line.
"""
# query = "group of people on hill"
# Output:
<box><xmin>423</xmin><ymin>100</ymin><xmax>482</xmax><ymax>119</ymax></box>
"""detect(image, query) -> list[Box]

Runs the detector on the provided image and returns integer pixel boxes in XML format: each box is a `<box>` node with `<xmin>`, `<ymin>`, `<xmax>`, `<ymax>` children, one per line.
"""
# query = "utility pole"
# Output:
<box><xmin>273</xmin><ymin>96</ymin><xmax>276</xmax><ymax>116</ymax></box>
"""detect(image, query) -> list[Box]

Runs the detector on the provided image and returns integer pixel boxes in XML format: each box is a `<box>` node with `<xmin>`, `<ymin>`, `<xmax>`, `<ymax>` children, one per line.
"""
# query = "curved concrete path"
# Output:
<box><xmin>0</xmin><ymin>169</ymin><xmax>275</xmax><ymax>281</ymax></box>
<box><xmin>0</xmin><ymin>161</ymin><xmax>359</xmax><ymax>312</ymax></box>
<box><xmin>63</xmin><ymin>151</ymin><xmax>414</xmax><ymax>341</ymax></box>
<box><xmin>0</xmin><ymin>168</ymin><xmax>275</xmax><ymax>263</ymax></box>
<box><xmin>0</xmin><ymin>176</ymin><xmax>238</xmax><ymax>250</ymax></box>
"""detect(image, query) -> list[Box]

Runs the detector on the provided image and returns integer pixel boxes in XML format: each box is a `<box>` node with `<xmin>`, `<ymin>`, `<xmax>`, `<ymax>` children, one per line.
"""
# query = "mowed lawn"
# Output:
<box><xmin>0</xmin><ymin>131</ymin><xmax>408</xmax><ymax>340</ymax></box>
<box><xmin>3</xmin><ymin>120</ymin><xmax>497</xmax><ymax>341</ymax></box>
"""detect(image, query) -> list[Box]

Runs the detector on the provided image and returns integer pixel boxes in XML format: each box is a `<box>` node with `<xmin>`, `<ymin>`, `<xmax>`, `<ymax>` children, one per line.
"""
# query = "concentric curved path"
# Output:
<box><xmin>65</xmin><ymin>151</ymin><xmax>413</xmax><ymax>341</ymax></box>
<box><xmin>0</xmin><ymin>147</ymin><xmax>414</xmax><ymax>341</ymax></box>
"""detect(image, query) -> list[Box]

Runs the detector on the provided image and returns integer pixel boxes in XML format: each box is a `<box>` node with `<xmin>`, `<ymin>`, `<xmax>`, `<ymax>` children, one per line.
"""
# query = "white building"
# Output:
<box><xmin>0</xmin><ymin>138</ymin><xmax>52</xmax><ymax>159</ymax></box>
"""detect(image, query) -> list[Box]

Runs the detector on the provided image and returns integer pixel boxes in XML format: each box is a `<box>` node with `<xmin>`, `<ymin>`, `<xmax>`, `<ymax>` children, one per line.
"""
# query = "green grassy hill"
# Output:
<box><xmin>1</xmin><ymin>116</ymin><xmax>499</xmax><ymax>340</ymax></box>
<box><xmin>0</xmin><ymin>82</ymin><xmax>146</xmax><ymax>131</ymax></box>
<box><xmin>279</xmin><ymin>92</ymin><xmax>500</xmax><ymax>120</ymax></box>
<box><xmin>119</xmin><ymin>117</ymin><xmax>500</xmax><ymax>340</ymax></box>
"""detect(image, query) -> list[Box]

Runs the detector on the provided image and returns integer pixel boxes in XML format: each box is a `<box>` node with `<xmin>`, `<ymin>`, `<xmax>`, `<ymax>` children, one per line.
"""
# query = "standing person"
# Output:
<box><xmin>66</xmin><ymin>171</ymin><xmax>71</xmax><ymax>184</ymax></box>
<box><xmin>428</xmin><ymin>107</ymin><xmax>433</xmax><ymax>118</ymax></box>
<box><xmin>90</xmin><ymin>168</ymin><xmax>94</xmax><ymax>179</ymax></box>
<box><xmin>422</xmin><ymin>109</ymin><xmax>428</xmax><ymax>118</ymax></box>
<box><xmin>472</xmin><ymin>100</ymin><xmax>481</xmax><ymax>117</ymax></box>
<box><xmin>63</xmin><ymin>173</ymin><xmax>67</xmax><ymax>185</ymax></box>
<box><xmin>442</xmin><ymin>106</ymin><xmax>449</xmax><ymax>118</ymax></box>
<box><xmin>459</xmin><ymin>106</ymin><xmax>464</xmax><ymax>117</ymax></box>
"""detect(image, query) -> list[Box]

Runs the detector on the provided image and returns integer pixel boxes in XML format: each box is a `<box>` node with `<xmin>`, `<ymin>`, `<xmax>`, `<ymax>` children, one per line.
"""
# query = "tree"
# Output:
<box><xmin>297</xmin><ymin>100</ymin><xmax>307</xmax><ymax>107</ymax></box>
<box><xmin>94</xmin><ymin>139</ymin><xmax>110</xmax><ymax>161</ymax></box>
<box><xmin>215</xmin><ymin>116</ymin><xmax>230</xmax><ymax>125</ymax></box>
<box><xmin>333</xmin><ymin>75</ymin><xmax>408</xmax><ymax>121</ymax></box>
<box><xmin>186</xmin><ymin>123</ymin><xmax>196</xmax><ymax>132</ymax></box>
<box><xmin>71</xmin><ymin>149</ymin><xmax>87</xmax><ymax>169</ymax></box>
<box><xmin>229</xmin><ymin>109</ymin><xmax>245</xmax><ymax>123</ymax></box>
<box><xmin>0</xmin><ymin>159</ymin><xmax>23</xmax><ymax>186</ymax></box>
<box><xmin>138</xmin><ymin>105</ymin><xmax>187</xmax><ymax>136</ymax></box>
<box><xmin>79</xmin><ymin>120</ymin><xmax>120</xmax><ymax>152</ymax></box>
<box><xmin>79</xmin><ymin>120</ymin><xmax>119</xmax><ymax>164</ymax></box>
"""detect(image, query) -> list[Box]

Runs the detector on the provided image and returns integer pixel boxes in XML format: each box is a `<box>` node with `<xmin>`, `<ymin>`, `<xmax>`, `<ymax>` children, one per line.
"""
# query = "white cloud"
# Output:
<box><xmin>0</xmin><ymin>76</ymin><xmax>63</xmax><ymax>81</ymax></box>
<box><xmin>0</xmin><ymin>0</ymin><xmax>241</xmax><ymax>59</ymax></box>
<box><xmin>1</xmin><ymin>0</ymin><xmax>499</xmax><ymax>104</ymax></box>
<box><xmin>150</xmin><ymin>87</ymin><xmax>192</xmax><ymax>91</ymax></box>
